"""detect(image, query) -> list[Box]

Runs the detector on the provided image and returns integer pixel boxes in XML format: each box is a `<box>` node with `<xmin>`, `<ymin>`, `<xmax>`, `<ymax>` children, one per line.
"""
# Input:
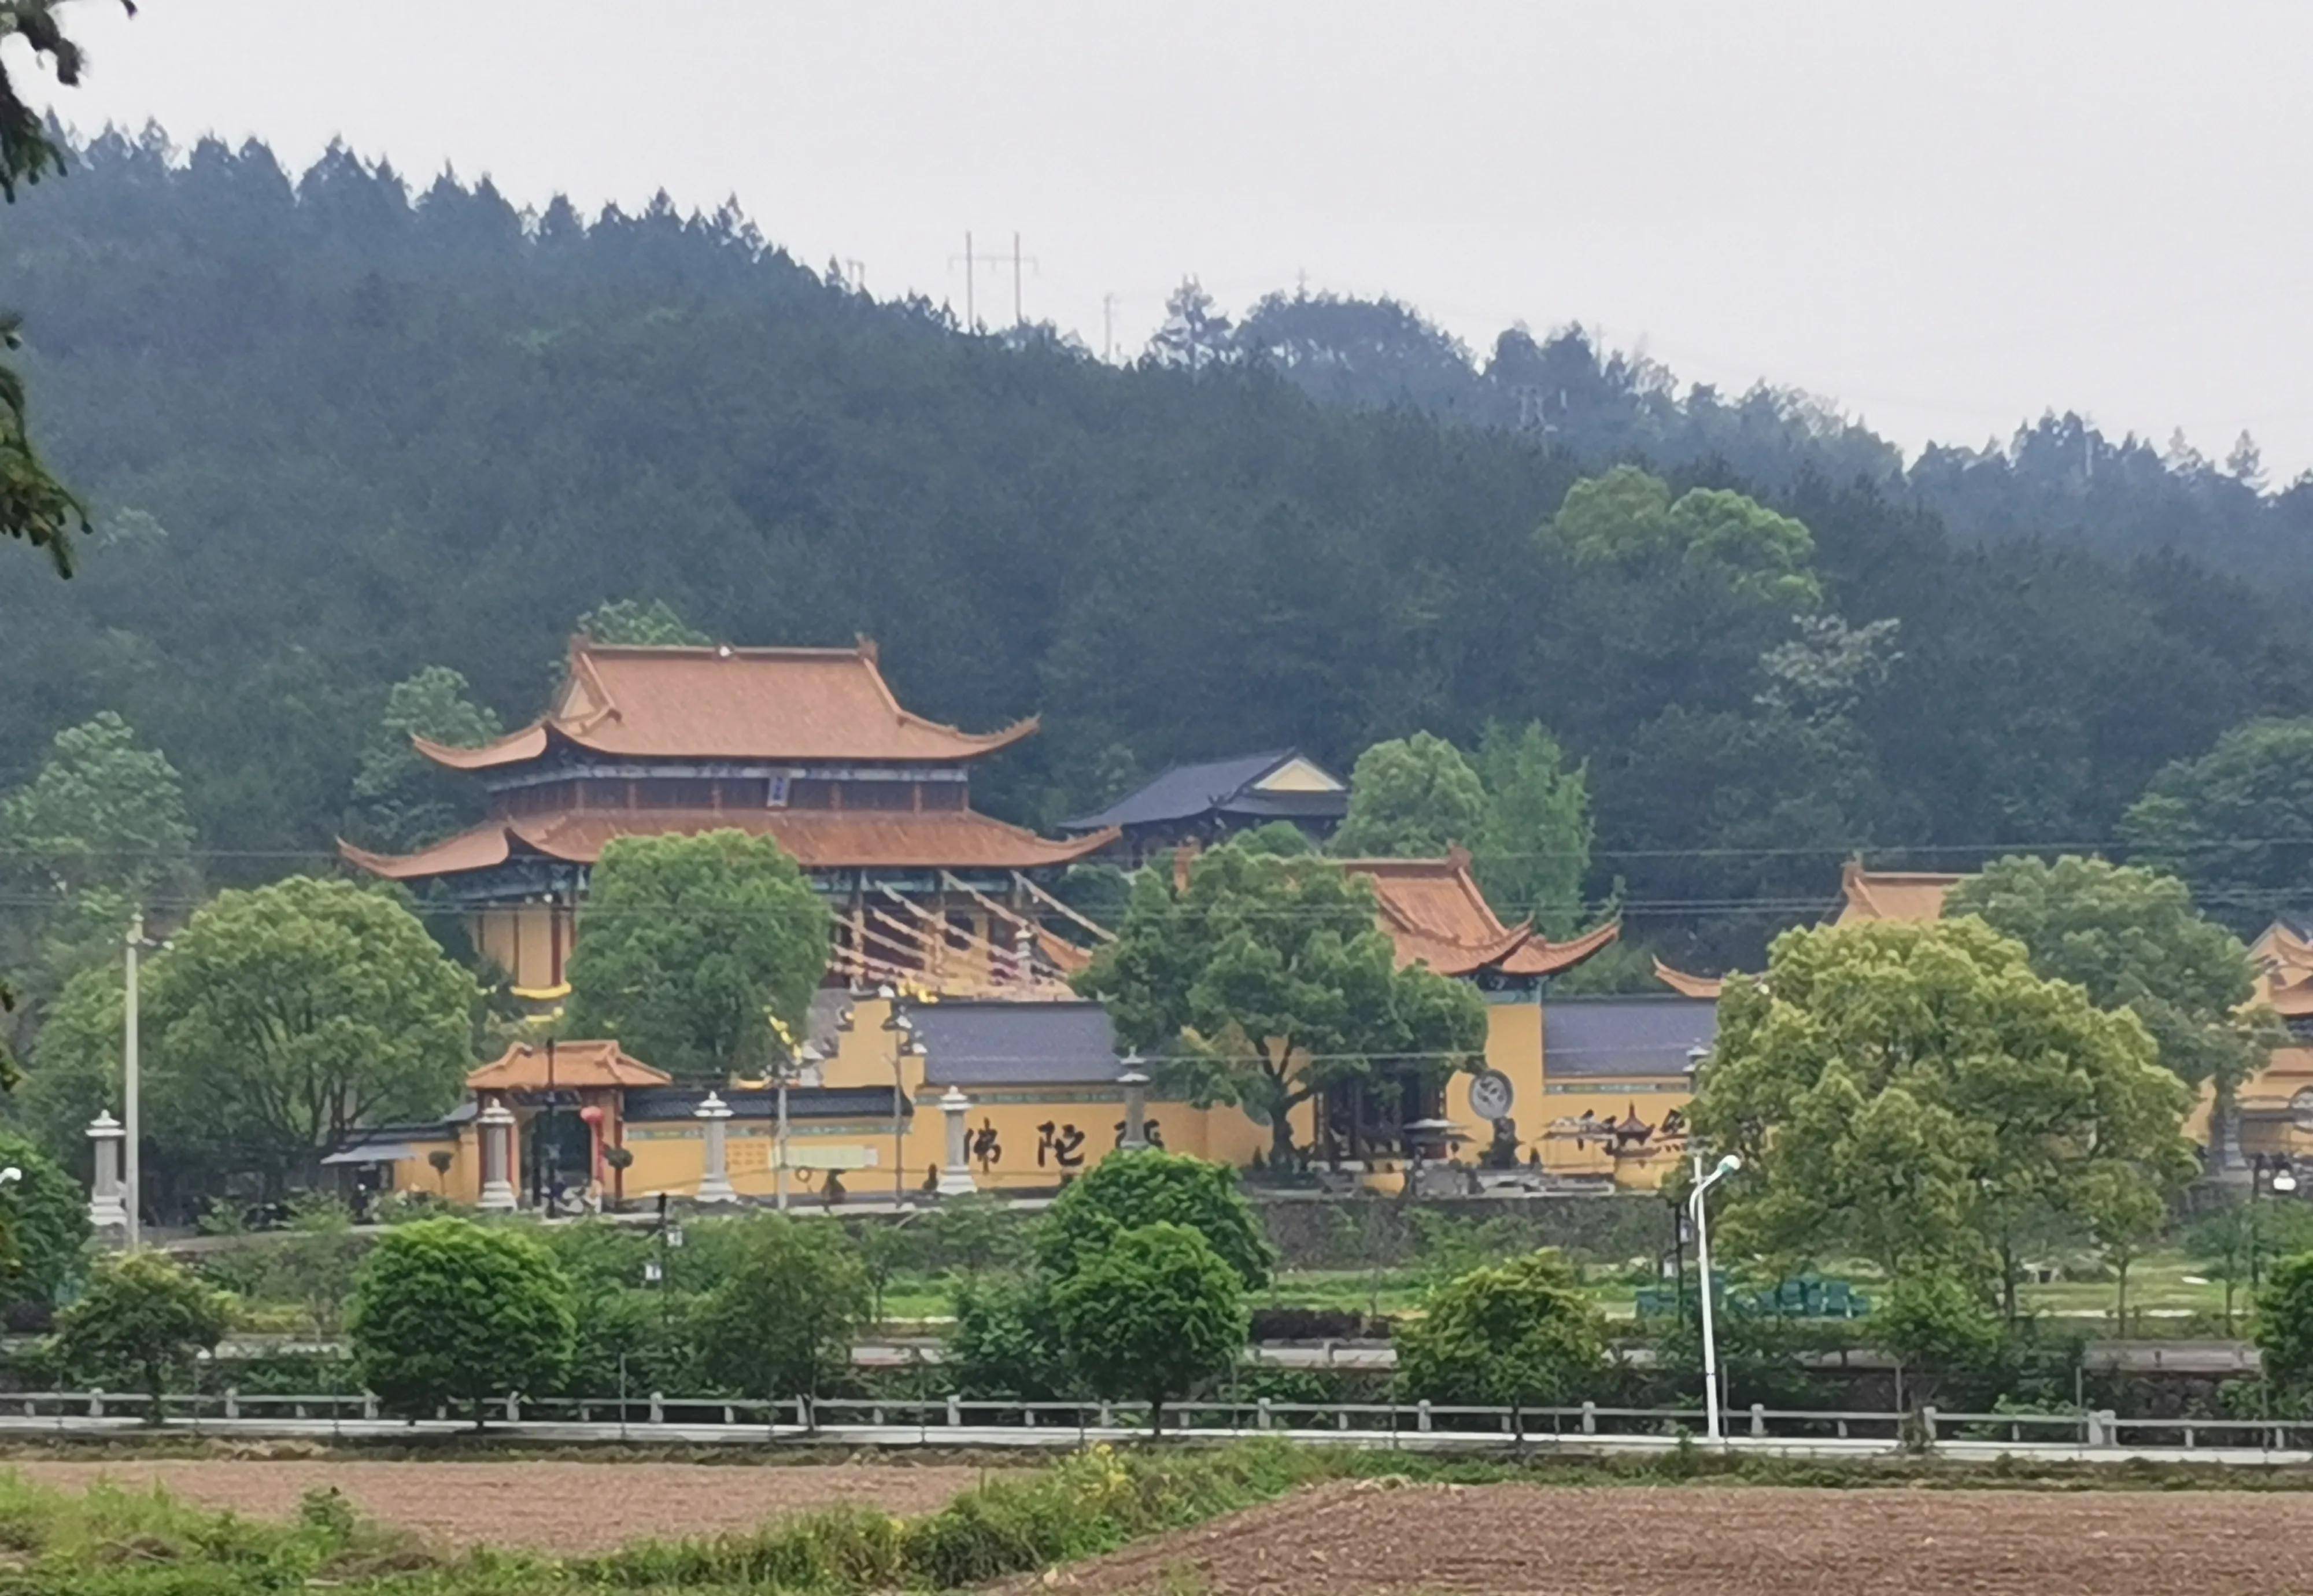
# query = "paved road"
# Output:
<box><xmin>0</xmin><ymin>1411</ymin><xmax>2299</xmax><ymax>1467</ymax></box>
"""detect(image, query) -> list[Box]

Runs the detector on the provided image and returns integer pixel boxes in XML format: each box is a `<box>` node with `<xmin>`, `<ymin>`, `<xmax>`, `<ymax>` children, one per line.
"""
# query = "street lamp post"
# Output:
<box><xmin>1689</xmin><ymin>1150</ymin><xmax>1743</xmax><ymax>1445</ymax></box>
<box><xmin>2251</xmin><ymin>1153</ymin><xmax>2298</xmax><ymax>1294</ymax></box>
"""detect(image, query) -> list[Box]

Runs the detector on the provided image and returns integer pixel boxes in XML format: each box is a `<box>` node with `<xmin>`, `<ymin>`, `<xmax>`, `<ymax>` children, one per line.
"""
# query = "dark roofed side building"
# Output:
<box><xmin>1540</xmin><ymin>996</ymin><xmax>1717</xmax><ymax>1080</ymax></box>
<box><xmin>911</xmin><ymin>998</ymin><xmax>1126</xmax><ymax>1087</ymax></box>
<box><xmin>1060</xmin><ymin>749</ymin><xmax>1349</xmax><ymax>864</ymax></box>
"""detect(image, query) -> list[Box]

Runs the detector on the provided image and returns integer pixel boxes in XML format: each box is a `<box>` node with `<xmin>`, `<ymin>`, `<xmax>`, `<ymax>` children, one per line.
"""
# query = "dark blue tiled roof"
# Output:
<box><xmin>623</xmin><ymin>1085</ymin><xmax>906</xmax><ymax>1122</ymax></box>
<box><xmin>912</xmin><ymin>1000</ymin><xmax>1126</xmax><ymax>1086</ymax></box>
<box><xmin>1060</xmin><ymin>750</ymin><xmax>1346</xmax><ymax>833</ymax></box>
<box><xmin>1542</xmin><ymin>996</ymin><xmax>1717</xmax><ymax>1080</ymax></box>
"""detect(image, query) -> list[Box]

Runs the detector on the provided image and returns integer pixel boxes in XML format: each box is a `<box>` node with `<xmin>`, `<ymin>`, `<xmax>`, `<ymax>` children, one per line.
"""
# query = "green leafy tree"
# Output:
<box><xmin>1235</xmin><ymin>821</ymin><xmax>1315</xmax><ymax>857</ymax></box>
<box><xmin>349</xmin><ymin>1217</ymin><xmax>575</xmax><ymax>1426</ymax></box>
<box><xmin>1036</xmin><ymin>1148</ymin><xmax>1273</xmax><ymax>1290</ymax></box>
<box><xmin>1329</xmin><ymin>732</ymin><xmax>1487</xmax><ymax>858</ymax></box>
<box><xmin>142</xmin><ymin>877</ymin><xmax>478</xmax><ymax>1194</ymax></box>
<box><xmin>1688</xmin><ymin>919</ymin><xmax>2194</xmax><ymax>1320</ymax></box>
<box><xmin>1469</xmin><ymin>721</ymin><xmax>1592</xmax><ymax>934</ymax></box>
<box><xmin>0</xmin><ymin>712</ymin><xmax>195</xmax><ymax>998</ymax></box>
<box><xmin>2256</xmin><ymin>1251</ymin><xmax>2313</xmax><ymax>1399</ymax></box>
<box><xmin>564</xmin><ymin>831</ymin><xmax>829</xmax><ymax>1081</ymax></box>
<box><xmin>0</xmin><ymin>1129</ymin><xmax>89</xmax><ymax>1309</ymax></box>
<box><xmin>1050</xmin><ymin>1221</ymin><xmax>1248</xmax><ymax>1434</ymax></box>
<box><xmin>1395</xmin><ymin>1248</ymin><xmax>1604</xmax><ymax>1407</ymax></box>
<box><xmin>1947</xmin><ymin>855</ymin><xmax>2273</xmax><ymax>1154</ymax></box>
<box><xmin>2122</xmin><ymin>719</ymin><xmax>2313</xmax><ymax>934</ymax></box>
<box><xmin>0</xmin><ymin>1</ymin><xmax>136</xmax><ymax>574</ymax></box>
<box><xmin>1073</xmin><ymin>843</ymin><xmax>1487</xmax><ymax>1165</ymax></box>
<box><xmin>690</xmin><ymin>1216</ymin><xmax>869</xmax><ymax>1412</ymax></box>
<box><xmin>1544</xmin><ymin>466</ymin><xmax>1821</xmax><ymax>608</ymax></box>
<box><xmin>2078</xmin><ymin>1161</ymin><xmax>2167</xmax><ymax>1328</ymax></box>
<box><xmin>1868</xmin><ymin>1268</ymin><xmax>2001</xmax><ymax>1416</ymax></box>
<box><xmin>948</xmin><ymin>1273</ymin><xmax>1073</xmax><ymax>1401</ymax></box>
<box><xmin>346</xmin><ymin>666</ymin><xmax>503</xmax><ymax>851</ymax></box>
<box><xmin>575</xmin><ymin>597</ymin><xmax>711</xmax><ymax>646</ymax></box>
<box><xmin>16</xmin><ymin>960</ymin><xmax>118</xmax><ymax>1166</ymax></box>
<box><xmin>917</xmin><ymin>1191</ymin><xmax>1033</xmax><ymax>1282</ymax></box>
<box><xmin>54</xmin><ymin>1250</ymin><xmax>230</xmax><ymax>1420</ymax></box>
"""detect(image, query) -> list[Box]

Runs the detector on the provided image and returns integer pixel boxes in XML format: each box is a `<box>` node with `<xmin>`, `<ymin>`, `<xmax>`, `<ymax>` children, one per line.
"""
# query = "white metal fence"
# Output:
<box><xmin>8</xmin><ymin>1389</ymin><xmax>2312</xmax><ymax>1454</ymax></box>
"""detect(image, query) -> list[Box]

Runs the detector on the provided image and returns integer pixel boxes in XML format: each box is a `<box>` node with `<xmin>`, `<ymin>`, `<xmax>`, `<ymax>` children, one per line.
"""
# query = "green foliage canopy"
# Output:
<box><xmin>2122</xmin><ymin>719</ymin><xmax>2313</xmax><ymax>936</ymax></box>
<box><xmin>142</xmin><ymin>877</ymin><xmax>478</xmax><ymax>1192</ymax></box>
<box><xmin>0</xmin><ymin>712</ymin><xmax>194</xmax><ymax>998</ymax></box>
<box><xmin>346</xmin><ymin>667</ymin><xmax>502</xmax><ymax>852</ymax></box>
<box><xmin>564</xmin><ymin>830</ymin><xmax>829</xmax><ymax>1081</ymax></box>
<box><xmin>1329</xmin><ymin>732</ymin><xmax>1487</xmax><ymax>858</ymax></box>
<box><xmin>349</xmin><ymin>1217</ymin><xmax>575</xmax><ymax>1424</ymax></box>
<box><xmin>1073</xmin><ymin>843</ymin><xmax>1487</xmax><ymax>1163</ymax></box>
<box><xmin>2258</xmin><ymin>1251</ymin><xmax>2313</xmax><ymax>1395</ymax></box>
<box><xmin>54</xmin><ymin>1249</ymin><xmax>229</xmax><ymax>1414</ymax></box>
<box><xmin>1545</xmin><ymin>466</ymin><xmax>1822</xmax><ymax>609</ymax></box>
<box><xmin>1946</xmin><ymin>854</ymin><xmax>2270</xmax><ymax>1095</ymax></box>
<box><xmin>1688</xmin><ymin>919</ymin><xmax>2194</xmax><ymax>1306</ymax></box>
<box><xmin>1394</xmin><ymin>1248</ymin><xmax>1605</xmax><ymax>1407</ymax></box>
<box><xmin>1469</xmin><ymin>720</ymin><xmax>1592</xmax><ymax>934</ymax></box>
<box><xmin>0</xmin><ymin>1129</ymin><xmax>88</xmax><ymax>1309</ymax></box>
<box><xmin>1050</xmin><ymin>1221</ymin><xmax>1248</xmax><ymax>1432</ymax></box>
<box><xmin>690</xmin><ymin>1216</ymin><xmax>869</xmax><ymax>1405</ymax></box>
<box><xmin>1036</xmin><ymin>1148</ymin><xmax>1273</xmax><ymax>1291</ymax></box>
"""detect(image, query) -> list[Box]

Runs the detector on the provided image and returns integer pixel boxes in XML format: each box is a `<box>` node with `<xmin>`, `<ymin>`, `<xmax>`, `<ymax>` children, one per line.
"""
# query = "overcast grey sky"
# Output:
<box><xmin>23</xmin><ymin>1</ymin><xmax>2313</xmax><ymax>474</ymax></box>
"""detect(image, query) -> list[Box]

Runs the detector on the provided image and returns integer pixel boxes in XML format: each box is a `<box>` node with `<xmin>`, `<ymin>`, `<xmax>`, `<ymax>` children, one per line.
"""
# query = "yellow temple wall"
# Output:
<box><xmin>473</xmin><ymin>905</ymin><xmax>569</xmax><ymax>991</ymax></box>
<box><xmin>385</xmin><ymin>1128</ymin><xmax>479</xmax><ymax>1203</ymax></box>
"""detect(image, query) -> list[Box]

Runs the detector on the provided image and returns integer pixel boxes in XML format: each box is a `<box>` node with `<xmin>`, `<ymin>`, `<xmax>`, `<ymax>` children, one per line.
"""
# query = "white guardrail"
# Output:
<box><xmin>3</xmin><ymin>1390</ymin><xmax>2312</xmax><ymax>1458</ymax></box>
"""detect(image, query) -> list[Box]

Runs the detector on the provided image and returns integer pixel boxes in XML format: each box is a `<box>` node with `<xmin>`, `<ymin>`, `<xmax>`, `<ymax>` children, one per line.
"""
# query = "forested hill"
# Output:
<box><xmin>2</xmin><ymin>132</ymin><xmax>2307</xmax><ymax>963</ymax></box>
<box><xmin>1215</xmin><ymin>290</ymin><xmax>2313</xmax><ymax>586</ymax></box>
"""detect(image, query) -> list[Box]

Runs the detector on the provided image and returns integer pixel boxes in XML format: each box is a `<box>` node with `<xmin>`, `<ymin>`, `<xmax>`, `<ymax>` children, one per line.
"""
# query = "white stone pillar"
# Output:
<box><xmin>478</xmin><ymin>1099</ymin><xmax>519</xmax><ymax>1211</ymax></box>
<box><xmin>695</xmin><ymin>1092</ymin><xmax>737</xmax><ymax>1203</ymax></box>
<box><xmin>937</xmin><ymin>1087</ymin><xmax>977</xmax><ymax>1195</ymax></box>
<box><xmin>1118</xmin><ymin>1068</ymin><xmax>1151</xmax><ymax>1150</ymax></box>
<box><xmin>86</xmin><ymin>1111</ymin><xmax>128</xmax><ymax>1234</ymax></box>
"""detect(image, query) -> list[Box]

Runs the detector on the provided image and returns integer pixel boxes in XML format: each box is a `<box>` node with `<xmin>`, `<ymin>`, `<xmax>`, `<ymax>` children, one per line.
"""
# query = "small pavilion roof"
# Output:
<box><xmin>1061</xmin><ymin>749</ymin><xmax>1348</xmax><ymax>833</ymax></box>
<box><xmin>415</xmin><ymin>637</ymin><xmax>1037</xmax><ymax>771</ymax></box>
<box><xmin>1336</xmin><ymin>848</ymin><xmax>1620</xmax><ymax>978</ymax></box>
<box><xmin>467</xmin><ymin>1040</ymin><xmax>672</xmax><ymax>1093</ymax></box>
<box><xmin>1834</xmin><ymin>859</ymin><xmax>1964</xmax><ymax>925</ymax></box>
<box><xmin>341</xmin><ymin>808</ymin><xmax>1119</xmax><ymax>880</ymax></box>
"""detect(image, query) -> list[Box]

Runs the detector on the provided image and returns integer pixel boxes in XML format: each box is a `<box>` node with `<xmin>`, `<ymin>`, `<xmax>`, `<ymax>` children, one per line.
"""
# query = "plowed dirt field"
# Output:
<box><xmin>1018</xmin><ymin>1479</ymin><xmax>2313</xmax><ymax>1595</ymax></box>
<box><xmin>6</xmin><ymin>1458</ymin><xmax>990</xmax><ymax>1552</ymax></box>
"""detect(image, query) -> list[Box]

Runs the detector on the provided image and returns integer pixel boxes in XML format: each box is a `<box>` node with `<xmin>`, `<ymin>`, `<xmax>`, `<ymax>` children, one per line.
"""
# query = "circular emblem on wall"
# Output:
<box><xmin>1468</xmin><ymin>1069</ymin><xmax>1515</xmax><ymax>1121</ymax></box>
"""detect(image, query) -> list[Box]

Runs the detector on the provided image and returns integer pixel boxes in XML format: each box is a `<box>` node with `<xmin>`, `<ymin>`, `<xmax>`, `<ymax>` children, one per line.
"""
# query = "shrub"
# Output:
<box><xmin>52</xmin><ymin>1250</ymin><xmax>231</xmax><ymax>1418</ymax></box>
<box><xmin>2259</xmin><ymin>1251</ymin><xmax>2313</xmax><ymax>1395</ymax></box>
<box><xmin>348</xmin><ymin>1216</ymin><xmax>575</xmax><ymax>1425</ymax></box>
<box><xmin>690</xmin><ymin>1215</ymin><xmax>869</xmax><ymax>1410</ymax></box>
<box><xmin>0</xmin><ymin>1131</ymin><xmax>90</xmax><ymax>1310</ymax></box>
<box><xmin>948</xmin><ymin>1273</ymin><xmax>1075</xmax><ymax>1400</ymax></box>
<box><xmin>1037</xmin><ymin>1149</ymin><xmax>1273</xmax><ymax>1290</ymax></box>
<box><xmin>1395</xmin><ymin>1248</ymin><xmax>1605</xmax><ymax>1407</ymax></box>
<box><xmin>1051</xmin><ymin>1221</ymin><xmax>1248</xmax><ymax>1434</ymax></box>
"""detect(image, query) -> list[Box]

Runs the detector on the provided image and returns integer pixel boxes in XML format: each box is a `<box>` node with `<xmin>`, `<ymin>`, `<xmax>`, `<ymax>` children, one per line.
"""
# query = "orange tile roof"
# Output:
<box><xmin>1835</xmin><ymin>859</ymin><xmax>1964</xmax><ymax>925</ymax></box>
<box><xmin>415</xmin><ymin>637</ymin><xmax>1037</xmax><ymax>770</ymax></box>
<box><xmin>1337</xmin><ymin>849</ymin><xmax>1620</xmax><ymax>978</ymax></box>
<box><xmin>340</xmin><ymin>807</ymin><xmax>1120</xmax><ymax>880</ymax></box>
<box><xmin>467</xmin><ymin>1040</ymin><xmax>672</xmax><ymax>1093</ymax></box>
<box><xmin>1653</xmin><ymin>959</ymin><xmax>1725</xmax><ymax>999</ymax></box>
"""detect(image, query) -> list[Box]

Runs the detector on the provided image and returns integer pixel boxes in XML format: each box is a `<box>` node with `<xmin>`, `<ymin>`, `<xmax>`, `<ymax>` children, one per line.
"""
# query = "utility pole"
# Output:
<box><xmin>123</xmin><ymin>912</ymin><xmax>141</xmax><ymax>1248</ymax></box>
<box><xmin>951</xmin><ymin>233</ymin><xmax>1036</xmax><ymax>333</ymax></box>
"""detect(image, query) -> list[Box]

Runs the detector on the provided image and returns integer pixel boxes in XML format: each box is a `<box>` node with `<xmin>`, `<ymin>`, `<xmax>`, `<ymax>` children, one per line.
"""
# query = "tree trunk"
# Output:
<box><xmin>1150</xmin><ymin>1390</ymin><xmax>1165</xmax><ymax>1438</ymax></box>
<box><xmin>144</xmin><ymin>1362</ymin><xmax>164</xmax><ymax>1427</ymax></box>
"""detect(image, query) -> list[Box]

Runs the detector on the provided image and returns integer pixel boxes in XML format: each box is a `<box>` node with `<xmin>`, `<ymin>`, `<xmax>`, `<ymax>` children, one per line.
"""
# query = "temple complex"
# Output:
<box><xmin>340</xmin><ymin>638</ymin><xmax>1117</xmax><ymax>998</ymax></box>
